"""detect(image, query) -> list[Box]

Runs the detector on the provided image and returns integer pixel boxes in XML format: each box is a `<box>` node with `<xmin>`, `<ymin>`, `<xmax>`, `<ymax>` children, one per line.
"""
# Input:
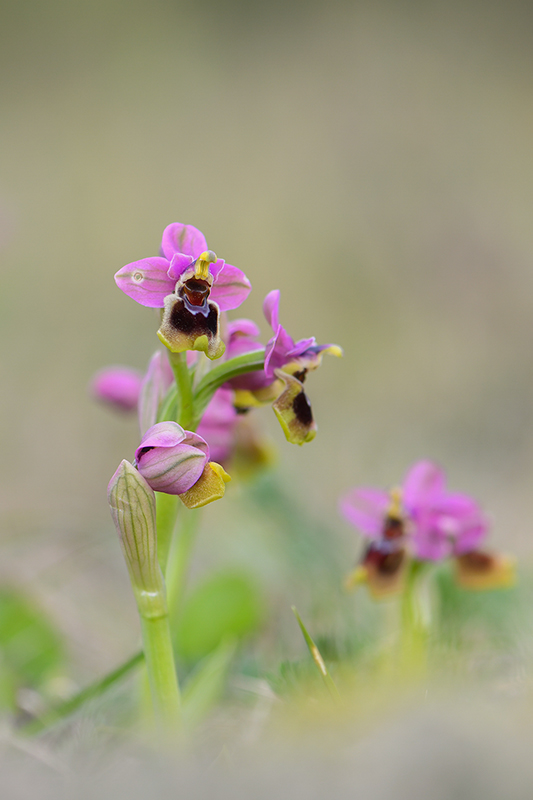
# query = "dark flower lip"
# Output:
<box><xmin>158</xmin><ymin>294</ymin><xmax>225</xmax><ymax>360</ymax></box>
<box><xmin>272</xmin><ymin>370</ymin><xmax>316</xmax><ymax>445</ymax></box>
<box><xmin>454</xmin><ymin>550</ymin><xmax>515</xmax><ymax>590</ymax></box>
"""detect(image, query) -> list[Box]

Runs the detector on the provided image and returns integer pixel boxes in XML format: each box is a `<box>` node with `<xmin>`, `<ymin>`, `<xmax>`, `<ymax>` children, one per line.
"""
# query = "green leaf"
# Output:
<box><xmin>0</xmin><ymin>588</ymin><xmax>65</xmax><ymax>689</ymax></box>
<box><xmin>291</xmin><ymin>606</ymin><xmax>340</xmax><ymax>699</ymax></box>
<box><xmin>175</xmin><ymin>571</ymin><xmax>264</xmax><ymax>662</ymax></box>
<box><xmin>182</xmin><ymin>639</ymin><xmax>236</xmax><ymax>729</ymax></box>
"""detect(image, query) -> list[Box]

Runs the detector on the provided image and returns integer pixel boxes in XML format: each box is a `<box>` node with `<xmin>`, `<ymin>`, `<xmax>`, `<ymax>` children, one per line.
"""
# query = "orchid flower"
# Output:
<box><xmin>227</xmin><ymin>291</ymin><xmax>341</xmax><ymax>445</ymax></box>
<box><xmin>340</xmin><ymin>460</ymin><xmax>514</xmax><ymax>597</ymax></box>
<box><xmin>134</xmin><ymin>421</ymin><xmax>230</xmax><ymax>509</ymax></box>
<box><xmin>115</xmin><ymin>223</ymin><xmax>251</xmax><ymax>359</ymax></box>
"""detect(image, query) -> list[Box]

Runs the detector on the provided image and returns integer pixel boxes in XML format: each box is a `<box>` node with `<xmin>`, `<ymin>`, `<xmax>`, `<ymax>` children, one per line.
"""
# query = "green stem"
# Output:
<box><xmin>139</xmin><ymin>611</ymin><xmax>181</xmax><ymax>730</ymax></box>
<box><xmin>399</xmin><ymin>560</ymin><xmax>431</xmax><ymax>675</ymax></box>
<box><xmin>156</xmin><ymin>492</ymin><xmax>180</xmax><ymax>572</ymax></box>
<box><xmin>168</xmin><ymin>351</ymin><xmax>194</xmax><ymax>430</ymax></box>
<box><xmin>166</xmin><ymin>508</ymin><xmax>201</xmax><ymax>622</ymax></box>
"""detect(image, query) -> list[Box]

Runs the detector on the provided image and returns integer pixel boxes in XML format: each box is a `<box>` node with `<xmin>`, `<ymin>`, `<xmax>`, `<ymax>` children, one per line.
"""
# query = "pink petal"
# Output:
<box><xmin>115</xmin><ymin>257</ymin><xmax>174</xmax><ymax>308</ymax></box>
<box><xmin>211</xmin><ymin>263</ymin><xmax>252</xmax><ymax>312</ymax></box>
<box><xmin>264</xmin><ymin>324</ymin><xmax>296</xmax><ymax>380</ymax></box>
<box><xmin>454</xmin><ymin>518</ymin><xmax>489</xmax><ymax>554</ymax></box>
<box><xmin>227</xmin><ymin>318</ymin><xmax>261</xmax><ymax>339</ymax></box>
<box><xmin>167</xmin><ymin>253</ymin><xmax>195</xmax><ymax>281</ymax></box>
<box><xmin>182</xmin><ymin>430</ymin><xmax>210</xmax><ymax>459</ymax></box>
<box><xmin>196</xmin><ymin>388</ymin><xmax>237</xmax><ymax>463</ymax></box>
<box><xmin>91</xmin><ymin>366</ymin><xmax>143</xmax><ymax>412</ymax></box>
<box><xmin>402</xmin><ymin>460</ymin><xmax>446</xmax><ymax>512</ymax></box>
<box><xmin>339</xmin><ymin>487</ymin><xmax>390</xmax><ymax>538</ymax></box>
<box><xmin>160</xmin><ymin>223</ymin><xmax>208</xmax><ymax>260</ymax></box>
<box><xmin>136</xmin><ymin>421</ymin><xmax>187</xmax><ymax>454</ymax></box>
<box><xmin>411</xmin><ymin>522</ymin><xmax>453</xmax><ymax>561</ymax></box>
<box><xmin>263</xmin><ymin>290</ymin><xmax>280</xmax><ymax>330</ymax></box>
<box><xmin>137</xmin><ymin>444</ymin><xmax>207</xmax><ymax>494</ymax></box>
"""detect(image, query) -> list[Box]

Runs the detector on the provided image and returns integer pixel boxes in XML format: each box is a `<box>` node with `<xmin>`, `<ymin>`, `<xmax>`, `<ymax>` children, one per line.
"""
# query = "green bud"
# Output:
<box><xmin>108</xmin><ymin>460</ymin><xmax>166</xmax><ymax>618</ymax></box>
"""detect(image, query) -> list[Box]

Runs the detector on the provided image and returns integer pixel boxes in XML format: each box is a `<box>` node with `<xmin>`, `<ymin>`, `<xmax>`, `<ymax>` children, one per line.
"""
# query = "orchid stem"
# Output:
<box><xmin>156</xmin><ymin>492</ymin><xmax>180</xmax><ymax>572</ymax></box>
<box><xmin>399</xmin><ymin>560</ymin><xmax>430</xmax><ymax>676</ymax></box>
<box><xmin>166</xmin><ymin>508</ymin><xmax>201</xmax><ymax>622</ymax></box>
<box><xmin>168</xmin><ymin>351</ymin><xmax>194</xmax><ymax>430</ymax></box>
<box><xmin>139</xmin><ymin>609</ymin><xmax>181</xmax><ymax>731</ymax></box>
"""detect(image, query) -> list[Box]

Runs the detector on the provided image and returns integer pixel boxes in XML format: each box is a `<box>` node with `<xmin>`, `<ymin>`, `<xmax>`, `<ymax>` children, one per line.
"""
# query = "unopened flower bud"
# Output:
<box><xmin>135</xmin><ymin>421</ymin><xmax>209</xmax><ymax>495</ymax></box>
<box><xmin>108</xmin><ymin>460</ymin><xmax>165</xmax><ymax>616</ymax></box>
<box><xmin>91</xmin><ymin>366</ymin><xmax>143</xmax><ymax>412</ymax></box>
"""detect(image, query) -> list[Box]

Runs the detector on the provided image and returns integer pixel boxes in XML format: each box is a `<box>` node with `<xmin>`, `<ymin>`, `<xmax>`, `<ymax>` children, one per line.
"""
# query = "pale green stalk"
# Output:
<box><xmin>166</xmin><ymin>508</ymin><xmax>201</xmax><ymax>621</ymax></box>
<box><xmin>168</xmin><ymin>351</ymin><xmax>194</xmax><ymax>430</ymax></box>
<box><xmin>155</xmin><ymin>492</ymin><xmax>180</xmax><ymax>572</ymax></box>
<box><xmin>399</xmin><ymin>560</ymin><xmax>431</xmax><ymax>675</ymax></box>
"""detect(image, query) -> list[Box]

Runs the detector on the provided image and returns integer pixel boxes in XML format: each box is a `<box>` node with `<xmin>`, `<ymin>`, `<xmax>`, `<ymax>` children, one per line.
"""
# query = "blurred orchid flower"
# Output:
<box><xmin>341</xmin><ymin>461</ymin><xmax>514</xmax><ymax>597</ymax></box>
<box><xmin>91</xmin><ymin>366</ymin><xmax>144</xmax><ymax>412</ymax></box>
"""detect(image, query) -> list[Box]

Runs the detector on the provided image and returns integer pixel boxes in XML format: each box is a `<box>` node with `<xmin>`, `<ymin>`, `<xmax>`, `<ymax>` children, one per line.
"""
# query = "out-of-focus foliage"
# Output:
<box><xmin>0</xmin><ymin>588</ymin><xmax>65</xmax><ymax>706</ymax></box>
<box><xmin>175</xmin><ymin>571</ymin><xmax>265</xmax><ymax>662</ymax></box>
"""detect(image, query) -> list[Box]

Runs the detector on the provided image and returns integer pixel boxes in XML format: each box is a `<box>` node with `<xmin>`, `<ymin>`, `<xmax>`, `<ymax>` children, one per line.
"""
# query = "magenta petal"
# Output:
<box><xmin>196</xmin><ymin>388</ymin><xmax>237</xmax><ymax>463</ymax></box>
<box><xmin>411</xmin><ymin>521</ymin><xmax>453</xmax><ymax>561</ymax></box>
<box><xmin>136</xmin><ymin>421</ymin><xmax>187</xmax><ymax>455</ymax></box>
<box><xmin>209</xmin><ymin>258</ymin><xmax>226</xmax><ymax>280</ymax></box>
<box><xmin>182</xmin><ymin>430</ymin><xmax>210</xmax><ymax>460</ymax></box>
<box><xmin>167</xmin><ymin>253</ymin><xmax>195</xmax><ymax>281</ymax></box>
<box><xmin>435</xmin><ymin>492</ymin><xmax>481</xmax><ymax>521</ymax></box>
<box><xmin>286</xmin><ymin>336</ymin><xmax>317</xmax><ymax>359</ymax></box>
<box><xmin>115</xmin><ymin>257</ymin><xmax>174</xmax><ymax>308</ymax></box>
<box><xmin>228</xmin><ymin>318</ymin><xmax>261</xmax><ymax>339</ymax></box>
<box><xmin>454</xmin><ymin>516</ymin><xmax>489</xmax><ymax>554</ymax></box>
<box><xmin>339</xmin><ymin>487</ymin><xmax>390</xmax><ymax>538</ymax></box>
<box><xmin>402</xmin><ymin>460</ymin><xmax>446</xmax><ymax>511</ymax></box>
<box><xmin>160</xmin><ymin>223</ymin><xmax>208</xmax><ymax>260</ymax></box>
<box><xmin>91</xmin><ymin>366</ymin><xmax>143</xmax><ymax>412</ymax></box>
<box><xmin>136</xmin><ymin>444</ymin><xmax>207</xmax><ymax>494</ymax></box>
<box><xmin>264</xmin><ymin>324</ymin><xmax>296</xmax><ymax>380</ymax></box>
<box><xmin>211</xmin><ymin>263</ymin><xmax>252</xmax><ymax>311</ymax></box>
<box><xmin>263</xmin><ymin>290</ymin><xmax>280</xmax><ymax>331</ymax></box>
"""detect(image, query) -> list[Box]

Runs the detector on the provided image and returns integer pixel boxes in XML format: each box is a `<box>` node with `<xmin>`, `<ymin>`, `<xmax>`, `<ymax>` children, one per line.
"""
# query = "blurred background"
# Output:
<box><xmin>1</xmin><ymin>0</ymin><xmax>533</xmax><ymax>708</ymax></box>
